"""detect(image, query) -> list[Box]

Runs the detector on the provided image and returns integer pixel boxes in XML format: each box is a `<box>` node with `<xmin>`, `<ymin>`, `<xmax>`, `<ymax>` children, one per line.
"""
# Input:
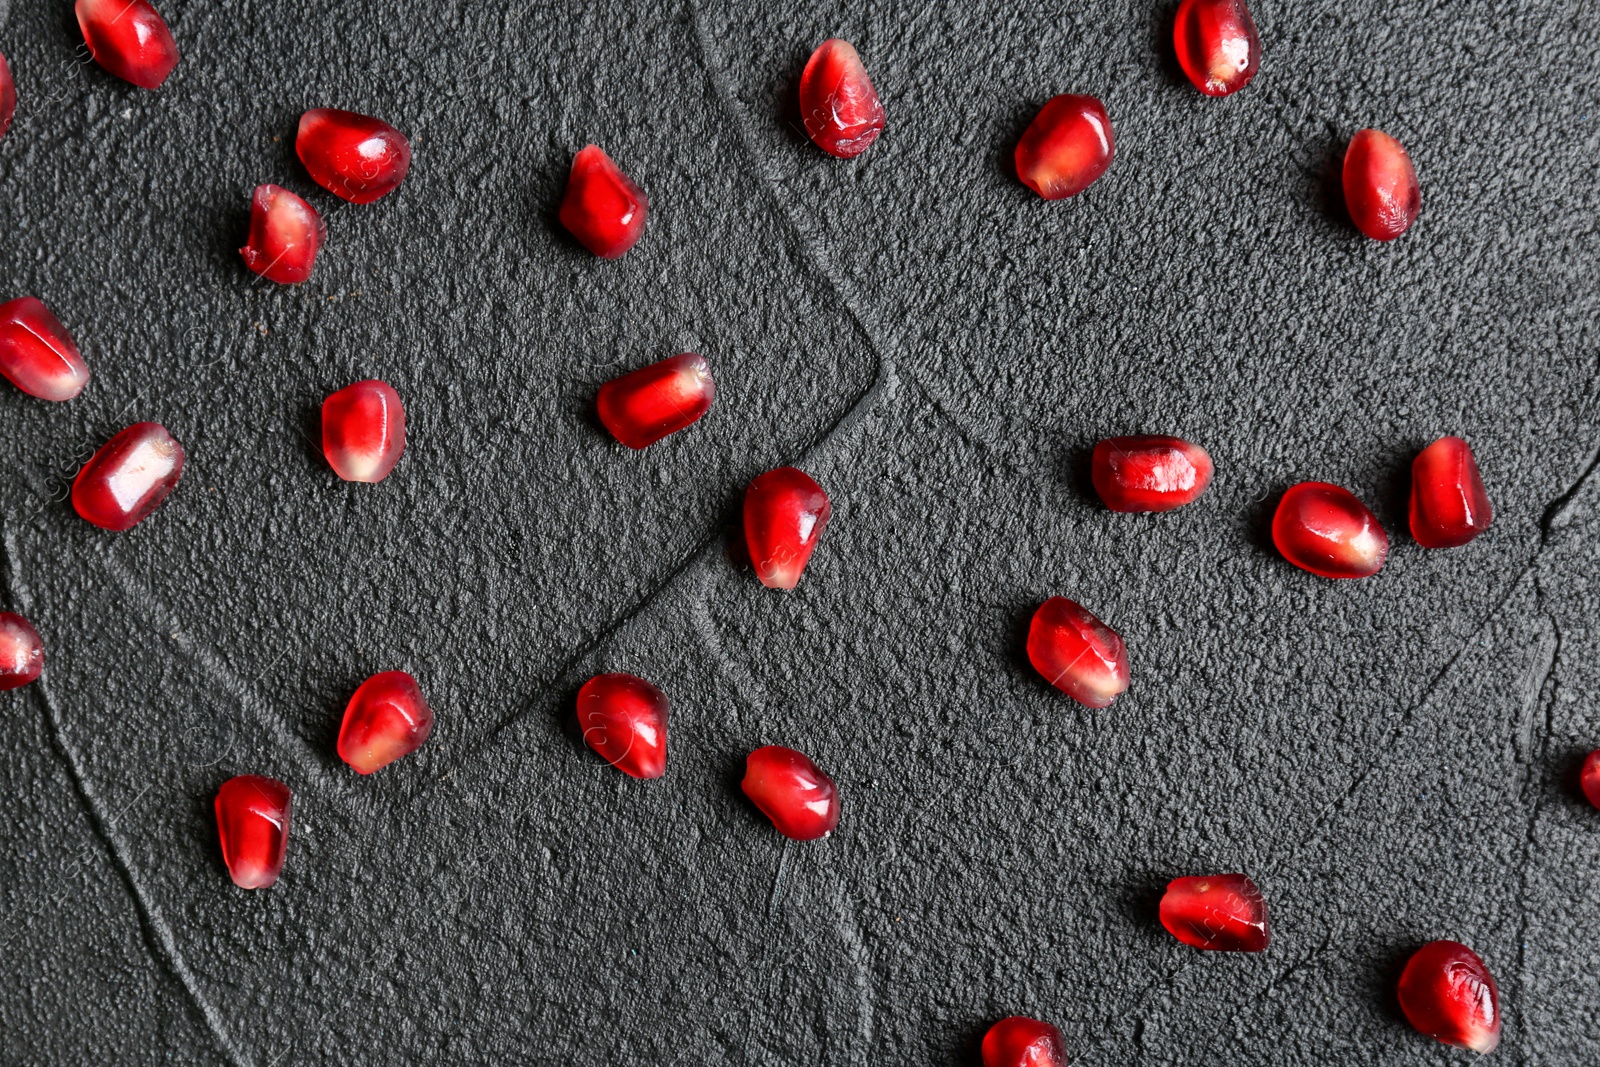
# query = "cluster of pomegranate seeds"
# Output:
<box><xmin>596</xmin><ymin>353</ymin><xmax>715</xmax><ymax>449</ymax></box>
<box><xmin>239</xmin><ymin>184</ymin><xmax>325</xmax><ymax>285</ymax></box>
<box><xmin>0</xmin><ymin>297</ymin><xmax>91</xmax><ymax>402</ymax></box>
<box><xmin>296</xmin><ymin>108</ymin><xmax>411</xmax><ymax>204</ymax></box>
<box><xmin>1581</xmin><ymin>751</ymin><xmax>1600</xmax><ymax>810</ymax></box>
<box><xmin>1173</xmin><ymin>0</ymin><xmax>1261</xmax><ymax>97</ymax></box>
<box><xmin>1091</xmin><ymin>435</ymin><xmax>1213</xmax><ymax>512</ymax></box>
<box><xmin>337</xmin><ymin>671</ymin><xmax>434</xmax><ymax>775</ymax></box>
<box><xmin>74</xmin><ymin>0</ymin><xmax>179</xmax><ymax>90</ymax></box>
<box><xmin>1015</xmin><ymin>95</ymin><xmax>1115</xmax><ymax>200</ymax></box>
<box><xmin>1272</xmin><ymin>481</ymin><xmax>1389</xmax><ymax>579</ymax></box>
<box><xmin>744</xmin><ymin>467</ymin><xmax>831</xmax><ymax>590</ymax></box>
<box><xmin>1027</xmin><ymin>597</ymin><xmax>1130</xmax><ymax>708</ymax></box>
<box><xmin>741</xmin><ymin>746</ymin><xmax>840</xmax><ymax>841</ymax></box>
<box><xmin>559</xmin><ymin>145</ymin><xmax>649</xmax><ymax>259</ymax></box>
<box><xmin>577</xmin><ymin>673</ymin><xmax>669</xmax><ymax>780</ymax></box>
<box><xmin>0</xmin><ymin>612</ymin><xmax>44</xmax><ymax>691</ymax></box>
<box><xmin>1159</xmin><ymin>873</ymin><xmax>1270</xmax><ymax>952</ymax></box>
<box><xmin>981</xmin><ymin>1016</ymin><xmax>1069</xmax><ymax>1067</ymax></box>
<box><xmin>71</xmin><ymin>422</ymin><xmax>185</xmax><ymax>531</ymax></box>
<box><xmin>1342</xmin><ymin>129</ymin><xmax>1421</xmax><ymax>241</ymax></box>
<box><xmin>1398</xmin><ymin>941</ymin><xmax>1501</xmax><ymax>1054</ymax></box>
<box><xmin>1410</xmin><ymin>436</ymin><xmax>1493</xmax><ymax>548</ymax></box>
<box><xmin>322</xmin><ymin>380</ymin><xmax>406</xmax><ymax>483</ymax></box>
<box><xmin>799</xmin><ymin>39</ymin><xmax>887</xmax><ymax>159</ymax></box>
<box><xmin>0</xmin><ymin>52</ymin><xmax>14</xmax><ymax>140</ymax></box>
<box><xmin>215</xmin><ymin>775</ymin><xmax>292</xmax><ymax>889</ymax></box>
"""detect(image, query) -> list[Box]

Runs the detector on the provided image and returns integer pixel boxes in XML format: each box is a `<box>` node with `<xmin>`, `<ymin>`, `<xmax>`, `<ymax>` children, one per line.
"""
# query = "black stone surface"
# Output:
<box><xmin>2</xmin><ymin>1</ymin><xmax>1597</xmax><ymax>1063</ymax></box>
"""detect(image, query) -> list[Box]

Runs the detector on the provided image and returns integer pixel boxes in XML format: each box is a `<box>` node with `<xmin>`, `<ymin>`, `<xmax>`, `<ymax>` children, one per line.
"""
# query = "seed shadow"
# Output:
<box><xmin>1114</xmin><ymin>876</ymin><xmax>1168</xmax><ymax>934</ymax></box>
<box><xmin>297</xmin><ymin>401</ymin><xmax>327</xmax><ymax>476</ymax></box>
<box><xmin>1311</xmin><ymin>139</ymin><xmax>1357</xmax><ymax>235</ymax></box>
<box><xmin>1244</xmin><ymin>484</ymin><xmax>1283</xmax><ymax>558</ymax></box>
<box><xmin>776</xmin><ymin>51</ymin><xmax>813</xmax><ymax>151</ymax></box>
<box><xmin>1151</xmin><ymin>2</ymin><xmax>1187</xmax><ymax>90</ymax></box>
<box><xmin>947</xmin><ymin>1022</ymin><xmax>988</xmax><ymax>1065</ymax></box>
<box><xmin>1062</xmin><ymin>443</ymin><xmax>1099</xmax><ymax>506</ymax></box>
<box><xmin>310</xmin><ymin>671</ymin><xmax>368</xmax><ymax>772</ymax></box>
<box><xmin>1376</xmin><ymin>444</ymin><xmax>1417</xmax><ymax>540</ymax></box>
<box><xmin>1010</xmin><ymin>600</ymin><xmax>1041</xmax><ymax>682</ymax></box>
<box><xmin>992</xmin><ymin>103</ymin><xmax>1041</xmax><ymax>194</ymax></box>
<box><xmin>1560</xmin><ymin>748</ymin><xmax>1597</xmax><ymax>809</ymax></box>
<box><xmin>1374</xmin><ymin>941</ymin><xmax>1418</xmax><ymax>1026</ymax></box>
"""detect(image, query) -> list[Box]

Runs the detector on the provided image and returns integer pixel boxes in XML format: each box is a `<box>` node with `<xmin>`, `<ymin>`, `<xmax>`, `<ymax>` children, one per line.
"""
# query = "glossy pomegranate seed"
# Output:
<box><xmin>0</xmin><ymin>52</ymin><xmax>15</xmax><ymax>140</ymax></box>
<box><xmin>1159</xmin><ymin>873</ymin><xmax>1270</xmax><ymax>952</ymax></box>
<box><xmin>72</xmin><ymin>422</ymin><xmax>184</xmax><ymax>531</ymax></box>
<box><xmin>577</xmin><ymin>673</ymin><xmax>668</xmax><ymax>780</ymax></box>
<box><xmin>1092</xmin><ymin>435</ymin><xmax>1213</xmax><ymax>512</ymax></box>
<box><xmin>239</xmin><ymin>184</ymin><xmax>325</xmax><ymax>285</ymax></box>
<box><xmin>75</xmin><ymin>0</ymin><xmax>179</xmax><ymax>90</ymax></box>
<box><xmin>337</xmin><ymin>671</ymin><xmax>433</xmax><ymax>774</ymax></box>
<box><xmin>559</xmin><ymin>145</ymin><xmax>648</xmax><ymax>259</ymax></box>
<box><xmin>742</xmin><ymin>746</ymin><xmax>839</xmax><ymax>841</ymax></box>
<box><xmin>1026</xmin><ymin>597</ymin><xmax>1129</xmax><ymax>708</ymax></box>
<box><xmin>1343</xmin><ymin>129</ymin><xmax>1420</xmax><ymax>241</ymax></box>
<box><xmin>596</xmin><ymin>353</ymin><xmax>715</xmax><ymax>449</ymax></box>
<box><xmin>981</xmin><ymin>1016</ymin><xmax>1069</xmax><ymax>1067</ymax></box>
<box><xmin>0</xmin><ymin>612</ymin><xmax>44</xmax><ymax>691</ymax></box>
<box><xmin>215</xmin><ymin>775</ymin><xmax>291</xmax><ymax>889</ymax></box>
<box><xmin>1015</xmin><ymin>95</ymin><xmax>1115</xmax><ymax>200</ymax></box>
<box><xmin>1272</xmin><ymin>481</ymin><xmax>1388</xmax><ymax>579</ymax></box>
<box><xmin>296</xmin><ymin>108</ymin><xmax>411</xmax><ymax>204</ymax></box>
<box><xmin>744</xmin><ymin>467</ymin><xmax>831</xmax><ymax>590</ymax></box>
<box><xmin>1409</xmin><ymin>436</ymin><xmax>1492</xmax><ymax>549</ymax></box>
<box><xmin>1581</xmin><ymin>751</ymin><xmax>1600</xmax><ymax>810</ymax></box>
<box><xmin>1173</xmin><ymin>0</ymin><xmax>1261</xmax><ymax>97</ymax></box>
<box><xmin>799</xmin><ymin>38</ymin><xmax>887</xmax><ymax>160</ymax></box>
<box><xmin>0</xmin><ymin>297</ymin><xmax>91</xmax><ymax>402</ymax></box>
<box><xmin>1398</xmin><ymin>940</ymin><xmax>1501</xmax><ymax>1054</ymax></box>
<box><xmin>322</xmin><ymin>380</ymin><xmax>405</xmax><ymax>483</ymax></box>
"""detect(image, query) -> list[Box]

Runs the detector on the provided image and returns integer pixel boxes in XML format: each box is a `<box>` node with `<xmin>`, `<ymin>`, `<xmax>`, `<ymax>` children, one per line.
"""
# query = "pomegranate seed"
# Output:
<box><xmin>744</xmin><ymin>466</ymin><xmax>831</xmax><ymax>590</ymax></box>
<box><xmin>577</xmin><ymin>673</ymin><xmax>668</xmax><ymax>780</ymax></box>
<box><xmin>742</xmin><ymin>746</ymin><xmax>839</xmax><ymax>841</ymax></box>
<box><xmin>1409</xmin><ymin>436</ymin><xmax>1492</xmax><ymax>549</ymax></box>
<box><xmin>1015</xmin><ymin>95</ymin><xmax>1115</xmax><ymax>200</ymax></box>
<box><xmin>559</xmin><ymin>145</ymin><xmax>648</xmax><ymax>259</ymax></box>
<box><xmin>337</xmin><ymin>671</ymin><xmax>433</xmax><ymax>775</ymax></box>
<box><xmin>1581</xmin><ymin>751</ymin><xmax>1600</xmax><ymax>810</ymax></box>
<box><xmin>74</xmin><ymin>0</ymin><xmax>179</xmax><ymax>90</ymax></box>
<box><xmin>1272</xmin><ymin>481</ymin><xmax>1388</xmax><ymax>579</ymax></box>
<box><xmin>1026</xmin><ymin>597</ymin><xmax>1130</xmax><ymax>708</ymax></box>
<box><xmin>1398</xmin><ymin>940</ymin><xmax>1501</xmax><ymax>1054</ymax></box>
<box><xmin>596</xmin><ymin>353</ymin><xmax>715</xmax><ymax>449</ymax></box>
<box><xmin>1173</xmin><ymin>0</ymin><xmax>1261</xmax><ymax>97</ymax></box>
<box><xmin>0</xmin><ymin>612</ymin><xmax>44</xmax><ymax>691</ymax></box>
<box><xmin>798</xmin><ymin>39</ymin><xmax>887</xmax><ymax>160</ymax></box>
<box><xmin>981</xmin><ymin>1016</ymin><xmax>1069</xmax><ymax>1067</ymax></box>
<box><xmin>239</xmin><ymin>184</ymin><xmax>325</xmax><ymax>285</ymax></box>
<box><xmin>0</xmin><ymin>297</ymin><xmax>91</xmax><ymax>402</ymax></box>
<box><xmin>0</xmin><ymin>52</ymin><xmax>15</xmax><ymax>140</ymax></box>
<box><xmin>214</xmin><ymin>775</ymin><xmax>291</xmax><ymax>889</ymax></box>
<box><xmin>72</xmin><ymin>422</ymin><xmax>184</xmax><ymax>531</ymax></box>
<box><xmin>1091</xmin><ymin>435</ymin><xmax>1214</xmax><ymax>512</ymax></box>
<box><xmin>1159</xmin><ymin>873</ymin><xmax>1270</xmax><ymax>952</ymax></box>
<box><xmin>1342</xmin><ymin>129</ymin><xmax>1420</xmax><ymax>241</ymax></box>
<box><xmin>322</xmin><ymin>379</ymin><xmax>406</xmax><ymax>483</ymax></box>
<box><xmin>296</xmin><ymin>108</ymin><xmax>411</xmax><ymax>204</ymax></box>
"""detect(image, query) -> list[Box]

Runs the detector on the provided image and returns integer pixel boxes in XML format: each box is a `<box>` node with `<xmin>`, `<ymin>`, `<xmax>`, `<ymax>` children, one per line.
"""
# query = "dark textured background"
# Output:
<box><xmin>1</xmin><ymin>0</ymin><xmax>1597</xmax><ymax>1063</ymax></box>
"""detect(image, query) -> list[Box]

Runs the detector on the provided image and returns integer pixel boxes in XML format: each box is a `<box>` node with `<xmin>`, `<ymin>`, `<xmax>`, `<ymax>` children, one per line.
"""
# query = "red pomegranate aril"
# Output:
<box><xmin>75</xmin><ymin>0</ymin><xmax>179</xmax><ymax>90</ymax></box>
<box><xmin>0</xmin><ymin>297</ymin><xmax>91</xmax><ymax>402</ymax></box>
<box><xmin>1159</xmin><ymin>873</ymin><xmax>1270</xmax><ymax>952</ymax></box>
<box><xmin>742</xmin><ymin>746</ymin><xmax>840</xmax><ymax>841</ymax></box>
<box><xmin>559</xmin><ymin>145</ymin><xmax>648</xmax><ymax>259</ymax></box>
<box><xmin>1272</xmin><ymin>481</ymin><xmax>1388</xmax><ymax>579</ymax></box>
<box><xmin>981</xmin><ymin>1016</ymin><xmax>1069</xmax><ymax>1067</ymax></box>
<box><xmin>0</xmin><ymin>613</ymin><xmax>44</xmax><ymax>691</ymax></box>
<box><xmin>1581</xmin><ymin>751</ymin><xmax>1600</xmax><ymax>810</ymax></box>
<box><xmin>72</xmin><ymin>422</ymin><xmax>185</xmax><ymax>531</ymax></box>
<box><xmin>577</xmin><ymin>673</ymin><xmax>668</xmax><ymax>780</ymax></box>
<box><xmin>1173</xmin><ymin>0</ymin><xmax>1261</xmax><ymax>97</ymax></box>
<box><xmin>744</xmin><ymin>467</ymin><xmax>831</xmax><ymax>590</ymax></box>
<box><xmin>239</xmin><ymin>184</ymin><xmax>325</xmax><ymax>285</ymax></box>
<box><xmin>0</xmin><ymin>52</ymin><xmax>15</xmax><ymax>140</ymax></box>
<box><xmin>296</xmin><ymin>108</ymin><xmax>411</xmax><ymax>204</ymax></box>
<box><xmin>1398</xmin><ymin>940</ymin><xmax>1501</xmax><ymax>1054</ymax></box>
<box><xmin>322</xmin><ymin>379</ymin><xmax>406</xmax><ymax>483</ymax></box>
<box><xmin>215</xmin><ymin>775</ymin><xmax>291</xmax><ymax>889</ymax></box>
<box><xmin>1092</xmin><ymin>435</ymin><xmax>1213</xmax><ymax>512</ymax></box>
<box><xmin>1015</xmin><ymin>95</ymin><xmax>1115</xmax><ymax>200</ymax></box>
<box><xmin>799</xmin><ymin>38</ymin><xmax>887</xmax><ymax>159</ymax></box>
<box><xmin>1410</xmin><ymin>436</ymin><xmax>1492</xmax><ymax>549</ymax></box>
<box><xmin>337</xmin><ymin>671</ymin><xmax>433</xmax><ymax>774</ymax></box>
<box><xmin>597</xmin><ymin>353</ymin><xmax>715</xmax><ymax>449</ymax></box>
<box><xmin>1343</xmin><ymin>129</ymin><xmax>1420</xmax><ymax>241</ymax></box>
<box><xmin>1027</xmin><ymin>597</ymin><xmax>1129</xmax><ymax>708</ymax></box>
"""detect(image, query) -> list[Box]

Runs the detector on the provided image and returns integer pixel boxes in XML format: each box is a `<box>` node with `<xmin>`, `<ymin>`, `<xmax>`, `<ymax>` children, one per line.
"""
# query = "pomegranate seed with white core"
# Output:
<box><xmin>322</xmin><ymin>380</ymin><xmax>406</xmax><ymax>483</ymax></box>
<box><xmin>981</xmin><ymin>1016</ymin><xmax>1069</xmax><ymax>1067</ymax></box>
<box><xmin>72</xmin><ymin>422</ymin><xmax>185</xmax><ymax>531</ymax></box>
<box><xmin>577</xmin><ymin>673</ymin><xmax>668</xmax><ymax>780</ymax></box>
<box><xmin>1410</xmin><ymin>436</ymin><xmax>1492</xmax><ymax>549</ymax></box>
<box><xmin>0</xmin><ymin>52</ymin><xmax>15</xmax><ymax>139</ymax></box>
<box><xmin>215</xmin><ymin>775</ymin><xmax>291</xmax><ymax>889</ymax></box>
<box><xmin>0</xmin><ymin>297</ymin><xmax>91</xmax><ymax>402</ymax></box>
<box><xmin>1159</xmin><ymin>873</ymin><xmax>1270</xmax><ymax>952</ymax></box>
<box><xmin>559</xmin><ymin>145</ymin><xmax>649</xmax><ymax>259</ymax></box>
<box><xmin>799</xmin><ymin>39</ymin><xmax>886</xmax><ymax>159</ymax></box>
<box><xmin>337</xmin><ymin>671</ymin><xmax>434</xmax><ymax>775</ymax></box>
<box><xmin>75</xmin><ymin>0</ymin><xmax>179</xmax><ymax>89</ymax></box>
<box><xmin>1581</xmin><ymin>751</ymin><xmax>1600</xmax><ymax>810</ymax></box>
<box><xmin>1091</xmin><ymin>435</ymin><xmax>1213</xmax><ymax>512</ymax></box>
<box><xmin>1173</xmin><ymin>0</ymin><xmax>1261</xmax><ymax>97</ymax></box>
<box><xmin>296</xmin><ymin>108</ymin><xmax>411</xmax><ymax>204</ymax></box>
<box><xmin>1398</xmin><ymin>940</ymin><xmax>1501</xmax><ymax>1054</ymax></box>
<box><xmin>1343</xmin><ymin>129</ymin><xmax>1420</xmax><ymax>241</ymax></box>
<box><xmin>744</xmin><ymin>467</ymin><xmax>831</xmax><ymax>590</ymax></box>
<box><xmin>1026</xmin><ymin>597</ymin><xmax>1129</xmax><ymax>708</ymax></box>
<box><xmin>0</xmin><ymin>613</ymin><xmax>44</xmax><ymax>691</ymax></box>
<box><xmin>743</xmin><ymin>746</ymin><xmax>840</xmax><ymax>840</ymax></box>
<box><xmin>1015</xmin><ymin>95</ymin><xmax>1115</xmax><ymax>200</ymax></box>
<box><xmin>239</xmin><ymin>184</ymin><xmax>325</xmax><ymax>285</ymax></box>
<box><xmin>1272</xmin><ymin>481</ymin><xmax>1388</xmax><ymax>579</ymax></box>
<box><xmin>596</xmin><ymin>353</ymin><xmax>714</xmax><ymax>449</ymax></box>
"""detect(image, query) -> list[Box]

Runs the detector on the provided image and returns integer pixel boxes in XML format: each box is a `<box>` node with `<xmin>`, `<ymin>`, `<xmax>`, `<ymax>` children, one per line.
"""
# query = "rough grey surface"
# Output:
<box><xmin>1</xmin><ymin>0</ymin><xmax>1597</xmax><ymax>1063</ymax></box>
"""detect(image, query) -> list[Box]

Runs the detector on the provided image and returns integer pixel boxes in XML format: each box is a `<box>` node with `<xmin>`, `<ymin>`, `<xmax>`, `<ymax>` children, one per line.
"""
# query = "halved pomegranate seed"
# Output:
<box><xmin>1409</xmin><ymin>436</ymin><xmax>1492</xmax><ymax>549</ymax></box>
<box><xmin>1343</xmin><ymin>129</ymin><xmax>1420</xmax><ymax>241</ymax></box>
<box><xmin>559</xmin><ymin>145</ymin><xmax>648</xmax><ymax>259</ymax></box>
<box><xmin>799</xmin><ymin>38</ymin><xmax>887</xmax><ymax>160</ymax></box>
<box><xmin>981</xmin><ymin>1016</ymin><xmax>1069</xmax><ymax>1067</ymax></box>
<box><xmin>0</xmin><ymin>612</ymin><xmax>44</xmax><ymax>691</ymax></box>
<box><xmin>1398</xmin><ymin>940</ymin><xmax>1501</xmax><ymax>1054</ymax></box>
<box><xmin>239</xmin><ymin>184</ymin><xmax>325</xmax><ymax>285</ymax></box>
<box><xmin>577</xmin><ymin>673</ymin><xmax>668</xmax><ymax>780</ymax></box>
<box><xmin>75</xmin><ymin>0</ymin><xmax>179</xmax><ymax>90</ymax></box>
<box><xmin>742</xmin><ymin>746</ymin><xmax>840</xmax><ymax>841</ymax></box>
<box><xmin>597</xmin><ymin>353</ymin><xmax>715</xmax><ymax>449</ymax></box>
<box><xmin>0</xmin><ymin>52</ymin><xmax>15</xmax><ymax>140</ymax></box>
<box><xmin>1027</xmin><ymin>597</ymin><xmax>1129</xmax><ymax>708</ymax></box>
<box><xmin>1160</xmin><ymin>874</ymin><xmax>1270</xmax><ymax>951</ymax></box>
<box><xmin>337</xmin><ymin>671</ymin><xmax>433</xmax><ymax>774</ymax></box>
<box><xmin>215</xmin><ymin>775</ymin><xmax>291</xmax><ymax>889</ymax></box>
<box><xmin>1272</xmin><ymin>481</ymin><xmax>1388</xmax><ymax>579</ymax></box>
<box><xmin>72</xmin><ymin>422</ymin><xmax>184</xmax><ymax>531</ymax></box>
<box><xmin>296</xmin><ymin>108</ymin><xmax>411</xmax><ymax>204</ymax></box>
<box><xmin>744</xmin><ymin>466</ymin><xmax>831</xmax><ymax>590</ymax></box>
<box><xmin>322</xmin><ymin>379</ymin><xmax>406</xmax><ymax>483</ymax></box>
<box><xmin>0</xmin><ymin>297</ymin><xmax>91</xmax><ymax>402</ymax></box>
<box><xmin>1173</xmin><ymin>0</ymin><xmax>1261</xmax><ymax>97</ymax></box>
<box><xmin>1015</xmin><ymin>95</ymin><xmax>1115</xmax><ymax>200</ymax></box>
<box><xmin>1092</xmin><ymin>435</ymin><xmax>1214</xmax><ymax>512</ymax></box>
<box><xmin>1581</xmin><ymin>751</ymin><xmax>1600</xmax><ymax>810</ymax></box>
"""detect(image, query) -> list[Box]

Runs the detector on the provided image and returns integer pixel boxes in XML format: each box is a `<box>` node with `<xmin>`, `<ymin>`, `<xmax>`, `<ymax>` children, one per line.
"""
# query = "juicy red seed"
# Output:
<box><xmin>337</xmin><ymin>671</ymin><xmax>434</xmax><ymax>775</ymax></box>
<box><xmin>239</xmin><ymin>184</ymin><xmax>325</xmax><ymax>285</ymax></box>
<box><xmin>744</xmin><ymin>466</ymin><xmax>831</xmax><ymax>590</ymax></box>
<box><xmin>577</xmin><ymin>673</ymin><xmax>668</xmax><ymax>780</ymax></box>
<box><xmin>215</xmin><ymin>775</ymin><xmax>291</xmax><ymax>889</ymax></box>
<box><xmin>75</xmin><ymin>0</ymin><xmax>179</xmax><ymax>90</ymax></box>
<box><xmin>322</xmin><ymin>379</ymin><xmax>406</xmax><ymax>483</ymax></box>
<box><xmin>1398</xmin><ymin>940</ymin><xmax>1501</xmax><ymax>1054</ymax></box>
<box><xmin>1015</xmin><ymin>95</ymin><xmax>1115</xmax><ymax>200</ymax></box>
<box><xmin>1581</xmin><ymin>751</ymin><xmax>1600</xmax><ymax>810</ymax></box>
<box><xmin>559</xmin><ymin>145</ymin><xmax>648</xmax><ymax>259</ymax></box>
<box><xmin>1272</xmin><ymin>481</ymin><xmax>1389</xmax><ymax>579</ymax></box>
<box><xmin>1409</xmin><ymin>436</ymin><xmax>1492</xmax><ymax>549</ymax></box>
<box><xmin>742</xmin><ymin>746</ymin><xmax>840</xmax><ymax>841</ymax></box>
<box><xmin>1159</xmin><ymin>873</ymin><xmax>1270</xmax><ymax>952</ymax></box>
<box><xmin>1092</xmin><ymin>435</ymin><xmax>1214</xmax><ymax>513</ymax></box>
<box><xmin>1173</xmin><ymin>0</ymin><xmax>1261</xmax><ymax>97</ymax></box>
<box><xmin>799</xmin><ymin>38</ymin><xmax>887</xmax><ymax>160</ymax></box>
<box><xmin>981</xmin><ymin>1016</ymin><xmax>1069</xmax><ymax>1067</ymax></box>
<box><xmin>72</xmin><ymin>422</ymin><xmax>185</xmax><ymax>531</ymax></box>
<box><xmin>0</xmin><ymin>612</ymin><xmax>44</xmax><ymax>691</ymax></box>
<box><xmin>296</xmin><ymin>108</ymin><xmax>411</xmax><ymax>205</ymax></box>
<box><xmin>1026</xmin><ymin>597</ymin><xmax>1129</xmax><ymax>708</ymax></box>
<box><xmin>0</xmin><ymin>52</ymin><xmax>16</xmax><ymax>140</ymax></box>
<box><xmin>0</xmin><ymin>296</ymin><xmax>91</xmax><ymax>402</ymax></box>
<box><xmin>1343</xmin><ymin>129</ymin><xmax>1421</xmax><ymax>241</ymax></box>
<box><xmin>596</xmin><ymin>353</ymin><xmax>715</xmax><ymax>449</ymax></box>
